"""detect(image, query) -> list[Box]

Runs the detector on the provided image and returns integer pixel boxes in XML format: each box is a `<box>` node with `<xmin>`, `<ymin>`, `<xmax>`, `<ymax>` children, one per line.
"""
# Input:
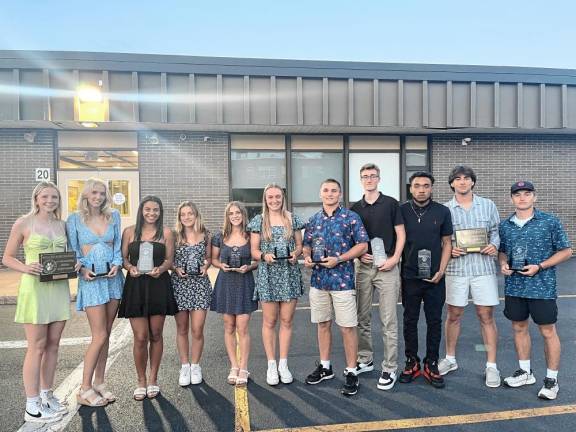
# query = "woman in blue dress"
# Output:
<box><xmin>248</xmin><ymin>184</ymin><xmax>304</xmax><ymax>386</ymax></box>
<box><xmin>211</xmin><ymin>201</ymin><xmax>258</xmax><ymax>386</ymax></box>
<box><xmin>66</xmin><ymin>178</ymin><xmax>124</xmax><ymax>407</ymax></box>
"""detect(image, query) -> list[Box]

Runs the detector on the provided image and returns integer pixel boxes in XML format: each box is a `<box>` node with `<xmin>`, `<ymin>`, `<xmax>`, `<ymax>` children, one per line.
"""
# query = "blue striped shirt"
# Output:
<box><xmin>445</xmin><ymin>194</ymin><xmax>500</xmax><ymax>276</ymax></box>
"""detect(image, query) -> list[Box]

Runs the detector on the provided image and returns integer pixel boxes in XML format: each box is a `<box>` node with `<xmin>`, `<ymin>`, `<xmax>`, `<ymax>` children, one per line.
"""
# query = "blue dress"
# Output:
<box><xmin>66</xmin><ymin>210</ymin><xmax>125</xmax><ymax>311</ymax></box>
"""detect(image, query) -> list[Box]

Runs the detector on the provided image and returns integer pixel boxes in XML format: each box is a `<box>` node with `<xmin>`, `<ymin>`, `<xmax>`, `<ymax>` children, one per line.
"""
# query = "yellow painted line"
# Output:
<box><xmin>259</xmin><ymin>404</ymin><xmax>576</xmax><ymax>432</ymax></box>
<box><xmin>235</xmin><ymin>331</ymin><xmax>251</xmax><ymax>432</ymax></box>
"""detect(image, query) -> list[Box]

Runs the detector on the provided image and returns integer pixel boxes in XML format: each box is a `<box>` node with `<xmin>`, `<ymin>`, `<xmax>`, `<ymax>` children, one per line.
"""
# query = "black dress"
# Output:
<box><xmin>118</xmin><ymin>241</ymin><xmax>178</xmax><ymax>318</ymax></box>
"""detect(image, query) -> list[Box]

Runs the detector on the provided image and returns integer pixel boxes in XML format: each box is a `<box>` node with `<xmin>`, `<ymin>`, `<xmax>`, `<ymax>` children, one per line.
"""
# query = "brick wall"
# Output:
<box><xmin>0</xmin><ymin>130</ymin><xmax>56</xmax><ymax>267</ymax></box>
<box><xmin>432</xmin><ymin>134</ymin><xmax>576</xmax><ymax>245</ymax></box>
<box><xmin>138</xmin><ymin>132</ymin><xmax>229</xmax><ymax>233</ymax></box>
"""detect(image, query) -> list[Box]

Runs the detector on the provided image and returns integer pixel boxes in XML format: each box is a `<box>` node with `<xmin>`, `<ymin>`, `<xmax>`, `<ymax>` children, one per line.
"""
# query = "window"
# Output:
<box><xmin>59</xmin><ymin>150</ymin><xmax>138</xmax><ymax>170</ymax></box>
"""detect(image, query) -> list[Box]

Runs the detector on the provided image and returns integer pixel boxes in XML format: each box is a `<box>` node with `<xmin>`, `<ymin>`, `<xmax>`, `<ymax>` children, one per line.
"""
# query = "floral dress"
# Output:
<box><xmin>171</xmin><ymin>240</ymin><xmax>212</xmax><ymax>311</ymax></box>
<box><xmin>247</xmin><ymin>214</ymin><xmax>305</xmax><ymax>302</ymax></box>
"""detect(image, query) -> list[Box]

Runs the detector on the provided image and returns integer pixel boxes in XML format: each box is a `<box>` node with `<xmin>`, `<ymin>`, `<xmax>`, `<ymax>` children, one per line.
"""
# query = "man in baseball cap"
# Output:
<box><xmin>510</xmin><ymin>181</ymin><xmax>535</xmax><ymax>194</ymax></box>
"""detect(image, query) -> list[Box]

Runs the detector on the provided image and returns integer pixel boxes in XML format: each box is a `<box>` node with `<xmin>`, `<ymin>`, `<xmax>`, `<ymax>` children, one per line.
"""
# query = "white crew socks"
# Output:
<box><xmin>278</xmin><ymin>358</ymin><xmax>288</xmax><ymax>371</ymax></box>
<box><xmin>268</xmin><ymin>359</ymin><xmax>277</xmax><ymax>370</ymax></box>
<box><xmin>345</xmin><ymin>367</ymin><xmax>357</xmax><ymax>375</ymax></box>
<box><xmin>486</xmin><ymin>362</ymin><xmax>497</xmax><ymax>370</ymax></box>
<box><xmin>26</xmin><ymin>396</ymin><xmax>40</xmax><ymax>414</ymax></box>
<box><xmin>40</xmin><ymin>388</ymin><xmax>51</xmax><ymax>402</ymax></box>
<box><xmin>181</xmin><ymin>363</ymin><xmax>190</xmax><ymax>370</ymax></box>
<box><xmin>320</xmin><ymin>360</ymin><xmax>331</xmax><ymax>369</ymax></box>
<box><xmin>546</xmin><ymin>369</ymin><xmax>558</xmax><ymax>380</ymax></box>
<box><xmin>519</xmin><ymin>359</ymin><xmax>531</xmax><ymax>373</ymax></box>
<box><xmin>445</xmin><ymin>355</ymin><xmax>456</xmax><ymax>364</ymax></box>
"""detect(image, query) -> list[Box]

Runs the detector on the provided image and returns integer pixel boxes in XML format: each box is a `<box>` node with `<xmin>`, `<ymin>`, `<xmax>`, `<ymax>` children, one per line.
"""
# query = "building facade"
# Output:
<box><xmin>1</xmin><ymin>51</ymin><xmax>575</xmax><ymax>266</ymax></box>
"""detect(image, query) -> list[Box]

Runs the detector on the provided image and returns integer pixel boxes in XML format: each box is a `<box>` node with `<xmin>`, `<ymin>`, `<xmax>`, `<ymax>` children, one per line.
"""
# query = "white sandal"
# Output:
<box><xmin>94</xmin><ymin>383</ymin><xmax>116</xmax><ymax>403</ymax></box>
<box><xmin>146</xmin><ymin>385</ymin><xmax>160</xmax><ymax>399</ymax></box>
<box><xmin>236</xmin><ymin>369</ymin><xmax>250</xmax><ymax>387</ymax></box>
<box><xmin>133</xmin><ymin>387</ymin><xmax>147</xmax><ymax>401</ymax></box>
<box><xmin>77</xmin><ymin>388</ymin><xmax>108</xmax><ymax>407</ymax></box>
<box><xmin>227</xmin><ymin>367</ymin><xmax>239</xmax><ymax>385</ymax></box>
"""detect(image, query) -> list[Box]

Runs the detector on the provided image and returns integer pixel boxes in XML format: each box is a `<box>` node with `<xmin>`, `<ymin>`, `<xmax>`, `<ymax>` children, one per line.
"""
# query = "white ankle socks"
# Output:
<box><xmin>486</xmin><ymin>362</ymin><xmax>497</xmax><ymax>369</ymax></box>
<box><xmin>546</xmin><ymin>369</ymin><xmax>558</xmax><ymax>380</ymax></box>
<box><xmin>278</xmin><ymin>358</ymin><xmax>288</xmax><ymax>370</ymax></box>
<box><xmin>320</xmin><ymin>360</ymin><xmax>331</xmax><ymax>369</ymax></box>
<box><xmin>519</xmin><ymin>360</ymin><xmax>531</xmax><ymax>373</ymax></box>
<box><xmin>26</xmin><ymin>396</ymin><xmax>40</xmax><ymax>414</ymax></box>
<box><xmin>446</xmin><ymin>355</ymin><xmax>456</xmax><ymax>364</ymax></box>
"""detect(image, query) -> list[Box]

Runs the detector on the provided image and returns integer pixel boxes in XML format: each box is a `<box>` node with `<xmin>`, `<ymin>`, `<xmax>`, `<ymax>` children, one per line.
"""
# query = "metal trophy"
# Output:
<box><xmin>273</xmin><ymin>245</ymin><xmax>292</xmax><ymax>261</ymax></box>
<box><xmin>311</xmin><ymin>238</ymin><xmax>328</xmax><ymax>263</ymax></box>
<box><xmin>137</xmin><ymin>241</ymin><xmax>155</xmax><ymax>274</ymax></box>
<box><xmin>417</xmin><ymin>249</ymin><xmax>432</xmax><ymax>279</ymax></box>
<box><xmin>509</xmin><ymin>243</ymin><xmax>528</xmax><ymax>272</ymax></box>
<box><xmin>91</xmin><ymin>262</ymin><xmax>111</xmax><ymax>278</ymax></box>
<box><xmin>227</xmin><ymin>246</ymin><xmax>242</xmax><ymax>269</ymax></box>
<box><xmin>370</xmin><ymin>237</ymin><xmax>387</xmax><ymax>268</ymax></box>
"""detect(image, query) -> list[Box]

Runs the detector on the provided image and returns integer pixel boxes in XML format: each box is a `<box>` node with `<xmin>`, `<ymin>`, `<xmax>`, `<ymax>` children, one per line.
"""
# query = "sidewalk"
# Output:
<box><xmin>0</xmin><ymin>268</ymin><xmax>220</xmax><ymax>305</ymax></box>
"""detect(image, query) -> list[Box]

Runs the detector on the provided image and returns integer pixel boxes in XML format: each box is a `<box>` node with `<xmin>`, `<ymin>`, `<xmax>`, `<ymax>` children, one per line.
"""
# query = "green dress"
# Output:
<box><xmin>14</xmin><ymin>232</ymin><xmax>71</xmax><ymax>324</ymax></box>
<box><xmin>247</xmin><ymin>214</ymin><xmax>305</xmax><ymax>302</ymax></box>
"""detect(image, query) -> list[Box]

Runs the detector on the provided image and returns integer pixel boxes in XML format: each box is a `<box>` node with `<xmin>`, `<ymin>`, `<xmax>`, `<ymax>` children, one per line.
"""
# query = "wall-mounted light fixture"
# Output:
<box><xmin>75</xmin><ymin>84</ymin><xmax>108</xmax><ymax>124</ymax></box>
<box><xmin>461</xmin><ymin>137</ymin><xmax>472</xmax><ymax>146</ymax></box>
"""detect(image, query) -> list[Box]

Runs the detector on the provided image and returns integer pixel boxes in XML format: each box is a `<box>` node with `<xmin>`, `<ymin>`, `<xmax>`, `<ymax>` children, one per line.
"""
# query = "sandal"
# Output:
<box><xmin>146</xmin><ymin>385</ymin><xmax>160</xmax><ymax>399</ymax></box>
<box><xmin>77</xmin><ymin>388</ymin><xmax>108</xmax><ymax>407</ymax></box>
<box><xmin>94</xmin><ymin>383</ymin><xmax>116</xmax><ymax>403</ymax></box>
<box><xmin>133</xmin><ymin>387</ymin><xmax>147</xmax><ymax>401</ymax></box>
<box><xmin>227</xmin><ymin>367</ymin><xmax>239</xmax><ymax>385</ymax></box>
<box><xmin>236</xmin><ymin>369</ymin><xmax>250</xmax><ymax>387</ymax></box>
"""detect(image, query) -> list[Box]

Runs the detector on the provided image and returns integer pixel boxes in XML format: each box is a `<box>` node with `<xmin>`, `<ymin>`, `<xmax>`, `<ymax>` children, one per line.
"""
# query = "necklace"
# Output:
<box><xmin>410</xmin><ymin>202</ymin><xmax>430</xmax><ymax>223</ymax></box>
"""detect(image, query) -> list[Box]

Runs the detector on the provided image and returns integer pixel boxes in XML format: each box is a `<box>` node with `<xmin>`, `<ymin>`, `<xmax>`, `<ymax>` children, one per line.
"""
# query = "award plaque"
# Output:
<box><xmin>455</xmin><ymin>228</ymin><xmax>488</xmax><ymax>253</ymax></box>
<box><xmin>417</xmin><ymin>249</ymin><xmax>432</xmax><ymax>279</ymax></box>
<box><xmin>137</xmin><ymin>242</ymin><xmax>155</xmax><ymax>274</ymax></box>
<box><xmin>509</xmin><ymin>244</ymin><xmax>528</xmax><ymax>271</ymax></box>
<box><xmin>39</xmin><ymin>251</ymin><xmax>78</xmax><ymax>282</ymax></box>
<box><xmin>311</xmin><ymin>238</ymin><xmax>328</xmax><ymax>263</ymax></box>
<box><xmin>91</xmin><ymin>262</ymin><xmax>111</xmax><ymax>278</ymax></box>
<box><xmin>273</xmin><ymin>245</ymin><xmax>292</xmax><ymax>261</ymax></box>
<box><xmin>227</xmin><ymin>246</ymin><xmax>242</xmax><ymax>269</ymax></box>
<box><xmin>370</xmin><ymin>237</ymin><xmax>387</xmax><ymax>268</ymax></box>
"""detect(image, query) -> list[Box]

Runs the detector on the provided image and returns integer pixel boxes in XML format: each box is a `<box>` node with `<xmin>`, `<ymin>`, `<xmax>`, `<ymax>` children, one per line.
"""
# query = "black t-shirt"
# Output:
<box><xmin>350</xmin><ymin>193</ymin><xmax>404</xmax><ymax>255</ymax></box>
<box><xmin>400</xmin><ymin>200</ymin><xmax>453</xmax><ymax>279</ymax></box>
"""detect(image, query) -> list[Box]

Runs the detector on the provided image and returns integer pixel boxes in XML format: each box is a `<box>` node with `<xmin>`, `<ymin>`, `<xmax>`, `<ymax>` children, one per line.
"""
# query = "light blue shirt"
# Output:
<box><xmin>445</xmin><ymin>194</ymin><xmax>500</xmax><ymax>277</ymax></box>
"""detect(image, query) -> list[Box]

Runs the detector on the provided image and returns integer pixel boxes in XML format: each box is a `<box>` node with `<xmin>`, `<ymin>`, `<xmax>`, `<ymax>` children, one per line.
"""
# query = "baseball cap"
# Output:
<box><xmin>510</xmin><ymin>181</ymin><xmax>535</xmax><ymax>194</ymax></box>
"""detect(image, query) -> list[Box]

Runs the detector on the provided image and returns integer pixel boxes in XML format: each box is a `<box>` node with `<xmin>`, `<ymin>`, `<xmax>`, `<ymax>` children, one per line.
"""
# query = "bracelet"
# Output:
<box><xmin>336</xmin><ymin>256</ymin><xmax>345</xmax><ymax>264</ymax></box>
<box><xmin>538</xmin><ymin>263</ymin><xmax>544</xmax><ymax>272</ymax></box>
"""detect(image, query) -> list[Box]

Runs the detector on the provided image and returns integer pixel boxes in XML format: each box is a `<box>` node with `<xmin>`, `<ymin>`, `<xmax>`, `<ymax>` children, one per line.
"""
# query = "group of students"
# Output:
<box><xmin>2</xmin><ymin>161</ymin><xmax>571</xmax><ymax>424</ymax></box>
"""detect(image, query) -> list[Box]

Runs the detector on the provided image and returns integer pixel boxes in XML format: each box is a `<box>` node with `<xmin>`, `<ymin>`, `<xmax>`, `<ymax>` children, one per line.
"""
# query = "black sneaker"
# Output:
<box><xmin>422</xmin><ymin>358</ymin><xmax>445</xmax><ymax>389</ymax></box>
<box><xmin>399</xmin><ymin>356</ymin><xmax>421</xmax><ymax>383</ymax></box>
<box><xmin>305</xmin><ymin>362</ymin><xmax>335</xmax><ymax>385</ymax></box>
<box><xmin>341</xmin><ymin>371</ymin><xmax>359</xmax><ymax>396</ymax></box>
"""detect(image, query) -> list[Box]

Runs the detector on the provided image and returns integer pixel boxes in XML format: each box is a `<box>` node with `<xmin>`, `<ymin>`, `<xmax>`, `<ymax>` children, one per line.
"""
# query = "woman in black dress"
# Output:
<box><xmin>118</xmin><ymin>196</ymin><xmax>177</xmax><ymax>401</ymax></box>
<box><xmin>211</xmin><ymin>201</ymin><xmax>258</xmax><ymax>386</ymax></box>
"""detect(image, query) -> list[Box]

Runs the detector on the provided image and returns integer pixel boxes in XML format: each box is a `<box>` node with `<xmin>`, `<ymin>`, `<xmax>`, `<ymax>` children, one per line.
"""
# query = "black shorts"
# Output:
<box><xmin>503</xmin><ymin>296</ymin><xmax>557</xmax><ymax>325</ymax></box>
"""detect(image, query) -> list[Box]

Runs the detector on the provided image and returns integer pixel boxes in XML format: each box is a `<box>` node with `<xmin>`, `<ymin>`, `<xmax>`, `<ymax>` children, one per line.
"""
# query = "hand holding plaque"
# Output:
<box><xmin>370</xmin><ymin>237</ymin><xmax>387</xmax><ymax>268</ymax></box>
<box><xmin>455</xmin><ymin>228</ymin><xmax>488</xmax><ymax>253</ymax></box>
<box><xmin>311</xmin><ymin>238</ymin><xmax>328</xmax><ymax>263</ymax></box>
<box><xmin>137</xmin><ymin>242</ymin><xmax>154</xmax><ymax>274</ymax></box>
<box><xmin>417</xmin><ymin>249</ymin><xmax>432</xmax><ymax>279</ymax></box>
<box><xmin>39</xmin><ymin>251</ymin><xmax>78</xmax><ymax>282</ymax></box>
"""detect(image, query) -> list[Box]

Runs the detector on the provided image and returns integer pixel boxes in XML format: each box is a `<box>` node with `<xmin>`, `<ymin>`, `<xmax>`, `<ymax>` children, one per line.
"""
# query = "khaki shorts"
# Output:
<box><xmin>309</xmin><ymin>287</ymin><xmax>358</xmax><ymax>327</ymax></box>
<box><xmin>445</xmin><ymin>274</ymin><xmax>499</xmax><ymax>307</ymax></box>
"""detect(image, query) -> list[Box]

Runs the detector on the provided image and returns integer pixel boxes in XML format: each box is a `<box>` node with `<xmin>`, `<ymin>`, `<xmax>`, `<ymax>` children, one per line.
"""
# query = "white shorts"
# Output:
<box><xmin>309</xmin><ymin>287</ymin><xmax>358</xmax><ymax>327</ymax></box>
<box><xmin>445</xmin><ymin>274</ymin><xmax>500</xmax><ymax>307</ymax></box>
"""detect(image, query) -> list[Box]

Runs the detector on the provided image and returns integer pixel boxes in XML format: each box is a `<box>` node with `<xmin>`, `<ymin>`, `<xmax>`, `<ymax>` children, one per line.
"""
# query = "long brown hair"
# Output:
<box><xmin>174</xmin><ymin>201</ymin><xmax>207</xmax><ymax>246</ymax></box>
<box><xmin>222</xmin><ymin>201</ymin><xmax>248</xmax><ymax>240</ymax></box>
<box><xmin>261</xmin><ymin>183</ymin><xmax>292</xmax><ymax>241</ymax></box>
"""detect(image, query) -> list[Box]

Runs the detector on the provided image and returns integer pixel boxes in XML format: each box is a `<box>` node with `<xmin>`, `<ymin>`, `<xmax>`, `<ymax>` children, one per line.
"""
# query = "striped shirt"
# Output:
<box><xmin>445</xmin><ymin>194</ymin><xmax>500</xmax><ymax>276</ymax></box>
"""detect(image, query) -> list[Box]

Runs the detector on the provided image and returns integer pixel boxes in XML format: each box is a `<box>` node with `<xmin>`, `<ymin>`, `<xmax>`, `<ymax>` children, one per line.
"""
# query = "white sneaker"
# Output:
<box><xmin>179</xmin><ymin>364</ymin><xmax>191</xmax><ymax>387</ymax></box>
<box><xmin>278</xmin><ymin>365</ymin><xmax>294</xmax><ymax>384</ymax></box>
<box><xmin>485</xmin><ymin>367</ymin><xmax>501</xmax><ymax>388</ymax></box>
<box><xmin>355</xmin><ymin>361</ymin><xmax>374</xmax><ymax>375</ymax></box>
<box><xmin>438</xmin><ymin>358</ymin><xmax>458</xmax><ymax>376</ymax></box>
<box><xmin>267</xmin><ymin>365</ymin><xmax>280</xmax><ymax>386</ymax></box>
<box><xmin>538</xmin><ymin>378</ymin><xmax>559</xmax><ymax>400</ymax></box>
<box><xmin>24</xmin><ymin>402</ymin><xmax>62</xmax><ymax>424</ymax></box>
<box><xmin>377</xmin><ymin>371</ymin><xmax>397</xmax><ymax>391</ymax></box>
<box><xmin>504</xmin><ymin>369</ymin><xmax>536</xmax><ymax>388</ymax></box>
<box><xmin>190</xmin><ymin>365</ymin><xmax>203</xmax><ymax>385</ymax></box>
<box><xmin>42</xmin><ymin>390</ymin><xmax>68</xmax><ymax>414</ymax></box>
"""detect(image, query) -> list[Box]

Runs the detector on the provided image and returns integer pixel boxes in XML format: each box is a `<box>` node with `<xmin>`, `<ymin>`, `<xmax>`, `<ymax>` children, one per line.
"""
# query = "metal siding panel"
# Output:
<box><xmin>348</xmin><ymin>78</ymin><xmax>354</xmax><ymax>126</ymax></box>
<box><xmin>195</xmin><ymin>75</ymin><xmax>218</xmax><ymax>124</ymax></box>
<box><xmin>131</xmin><ymin>72</ymin><xmax>139</xmax><ymax>122</ymax></box>
<box><xmin>216</xmin><ymin>74</ymin><xmax>223</xmax><ymax>124</ymax></box>
<box><xmin>373</xmin><ymin>79</ymin><xmax>379</xmax><ymax>126</ymax></box>
<box><xmin>403</xmin><ymin>81</ymin><xmax>422</xmax><ymax>127</ymax></box>
<box><xmin>378</xmin><ymin>80</ymin><xmax>397</xmax><ymax>126</ymax></box>
<box><xmin>166</xmin><ymin>73</ymin><xmax>190</xmax><ymax>123</ymax></box>
<box><xmin>522</xmin><ymin>84</ymin><xmax>539</xmax><ymax>128</ymax></box>
<box><xmin>562</xmin><ymin>84</ymin><xmax>568</xmax><ymax>127</ymax></box>
<box><xmin>476</xmin><ymin>83</ymin><xmax>494</xmax><ymax>128</ymax></box>
<box><xmin>276</xmin><ymin>77</ymin><xmax>297</xmax><ymax>125</ymax></box>
<box><xmin>517</xmin><ymin>83</ymin><xmax>523</xmax><ymax>127</ymax></box>
<box><xmin>398</xmin><ymin>80</ymin><xmax>404</xmax><ymax>126</ymax></box>
<box><xmin>567</xmin><ymin>86</ymin><xmax>576</xmax><ymax>128</ymax></box>
<box><xmin>19</xmin><ymin>70</ymin><xmax>44</xmax><ymax>120</ymax></box>
<box><xmin>0</xmin><ymin>69</ymin><xmax>14</xmax><ymax>120</ymax></box>
<box><xmin>189</xmin><ymin>74</ymin><xmax>196</xmax><ymax>123</ymax></box>
<box><xmin>270</xmin><ymin>76</ymin><xmax>276</xmax><ymax>125</ymax></box>
<box><xmin>494</xmin><ymin>82</ymin><xmax>500</xmax><ymax>127</ymax></box>
<box><xmin>446</xmin><ymin>81</ymin><xmax>453</xmax><ymax>127</ymax></box>
<box><xmin>428</xmin><ymin>82</ymin><xmax>446</xmax><ymax>128</ymax></box>
<box><xmin>322</xmin><ymin>78</ymin><xmax>328</xmax><ymax>125</ymax></box>
<box><xmin>353</xmin><ymin>79</ymin><xmax>373</xmax><ymax>126</ymax></box>
<box><xmin>499</xmin><ymin>83</ymin><xmax>517</xmax><ymax>128</ymax></box>
<box><xmin>222</xmin><ymin>76</ymin><xmax>244</xmax><ymax>124</ymax></box>
<box><xmin>160</xmin><ymin>73</ymin><xmax>168</xmax><ymax>123</ymax></box>
<box><xmin>452</xmin><ymin>82</ymin><xmax>470</xmax><ymax>127</ymax></box>
<box><xmin>297</xmin><ymin>77</ymin><xmax>303</xmax><ymax>125</ymax></box>
<box><xmin>250</xmin><ymin>76</ymin><xmax>270</xmax><ymax>125</ymax></box>
<box><xmin>422</xmin><ymin>81</ymin><xmax>428</xmax><ymax>127</ymax></box>
<box><xmin>328</xmin><ymin>79</ymin><xmax>348</xmax><ymax>125</ymax></box>
<box><xmin>138</xmin><ymin>73</ymin><xmax>162</xmax><ymax>123</ymax></box>
<box><xmin>243</xmin><ymin>75</ymin><xmax>250</xmax><ymax>124</ymax></box>
<box><xmin>540</xmin><ymin>84</ymin><xmax>546</xmax><ymax>128</ymax></box>
<box><xmin>49</xmin><ymin>70</ymin><xmax>74</xmax><ymax>121</ymax></box>
<box><xmin>470</xmin><ymin>81</ymin><xmax>476</xmax><ymax>127</ymax></box>
<box><xmin>302</xmin><ymin>78</ymin><xmax>322</xmax><ymax>125</ymax></box>
<box><xmin>545</xmin><ymin>85</ymin><xmax>562</xmax><ymax>128</ymax></box>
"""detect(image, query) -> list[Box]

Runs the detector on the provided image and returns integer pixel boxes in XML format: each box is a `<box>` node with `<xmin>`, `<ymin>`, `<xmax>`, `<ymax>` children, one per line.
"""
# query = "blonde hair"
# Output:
<box><xmin>28</xmin><ymin>181</ymin><xmax>62</xmax><ymax>219</ymax></box>
<box><xmin>175</xmin><ymin>201</ymin><xmax>207</xmax><ymax>246</ymax></box>
<box><xmin>78</xmin><ymin>178</ymin><xmax>114</xmax><ymax>223</ymax></box>
<box><xmin>261</xmin><ymin>183</ymin><xmax>292</xmax><ymax>241</ymax></box>
<box><xmin>222</xmin><ymin>201</ymin><xmax>248</xmax><ymax>240</ymax></box>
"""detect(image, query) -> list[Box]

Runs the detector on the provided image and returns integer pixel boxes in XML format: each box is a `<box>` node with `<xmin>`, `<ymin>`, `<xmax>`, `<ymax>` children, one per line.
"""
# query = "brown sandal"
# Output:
<box><xmin>77</xmin><ymin>388</ymin><xmax>108</xmax><ymax>407</ymax></box>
